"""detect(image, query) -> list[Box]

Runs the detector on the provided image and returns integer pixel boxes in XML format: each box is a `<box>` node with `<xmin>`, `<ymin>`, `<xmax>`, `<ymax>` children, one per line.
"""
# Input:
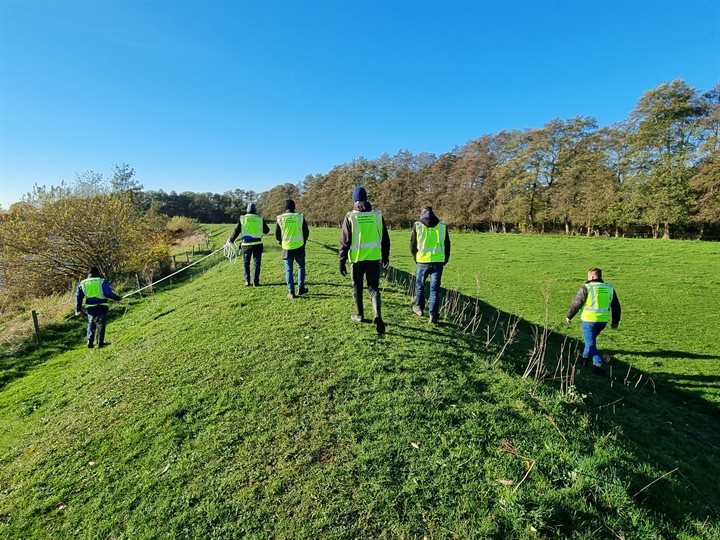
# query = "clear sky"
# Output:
<box><xmin>1</xmin><ymin>0</ymin><xmax>718</xmax><ymax>208</ymax></box>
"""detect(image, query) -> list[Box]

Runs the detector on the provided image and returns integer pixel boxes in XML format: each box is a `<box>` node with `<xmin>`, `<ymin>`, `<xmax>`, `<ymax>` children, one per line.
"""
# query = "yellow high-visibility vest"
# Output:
<box><xmin>80</xmin><ymin>277</ymin><xmax>108</xmax><ymax>307</ymax></box>
<box><xmin>415</xmin><ymin>221</ymin><xmax>446</xmax><ymax>263</ymax></box>
<box><xmin>277</xmin><ymin>212</ymin><xmax>305</xmax><ymax>250</ymax></box>
<box><xmin>240</xmin><ymin>214</ymin><xmax>263</xmax><ymax>246</ymax></box>
<box><xmin>347</xmin><ymin>210</ymin><xmax>383</xmax><ymax>262</ymax></box>
<box><xmin>581</xmin><ymin>283</ymin><xmax>614</xmax><ymax>322</ymax></box>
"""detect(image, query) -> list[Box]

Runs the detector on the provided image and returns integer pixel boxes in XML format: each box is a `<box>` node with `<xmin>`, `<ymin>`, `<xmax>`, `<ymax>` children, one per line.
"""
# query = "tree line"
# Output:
<box><xmin>257</xmin><ymin>80</ymin><xmax>718</xmax><ymax>239</ymax></box>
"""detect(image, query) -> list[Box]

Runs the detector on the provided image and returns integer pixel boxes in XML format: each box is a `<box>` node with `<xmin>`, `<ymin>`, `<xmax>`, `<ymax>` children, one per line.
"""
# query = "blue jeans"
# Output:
<box><xmin>283</xmin><ymin>251</ymin><xmax>306</xmax><ymax>292</ymax></box>
<box><xmin>415</xmin><ymin>263</ymin><xmax>443</xmax><ymax>318</ymax></box>
<box><xmin>242</xmin><ymin>245</ymin><xmax>263</xmax><ymax>284</ymax></box>
<box><xmin>86</xmin><ymin>310</ymin><xmax>107</xmax><ymax>344</ymax></box>
<box><xmin>582</xmin><ymin>321</ymin><xmax>608</xmax><ymax>367</ymax></box>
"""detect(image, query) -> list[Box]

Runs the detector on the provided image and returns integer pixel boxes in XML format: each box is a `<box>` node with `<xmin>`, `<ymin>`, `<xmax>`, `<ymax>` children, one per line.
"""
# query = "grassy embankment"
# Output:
<box><xmin>1</xmin><ymin>224</ymin><xmax>718</xmax><ymax>538</ymax></box>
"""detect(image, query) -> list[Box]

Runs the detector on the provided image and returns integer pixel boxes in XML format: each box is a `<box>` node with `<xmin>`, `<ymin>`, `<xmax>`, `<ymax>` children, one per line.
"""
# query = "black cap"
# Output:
<box><xmin>285</xmin><ymin>199</ymin><xmax>296</xmax><ymax>211</ymax></box>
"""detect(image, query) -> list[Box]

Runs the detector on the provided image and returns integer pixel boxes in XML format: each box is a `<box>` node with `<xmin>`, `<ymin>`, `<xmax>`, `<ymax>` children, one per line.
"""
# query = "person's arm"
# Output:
<box><xmin>611</xmin><ymin>291</ymin><xmax>621</xmax><ymax>328</ymax></box>
<box><xmin>263</xmin><ymin>219</ymin><xmax>270</xmax><ymax>234</ymax></box>
<box><xmin>380</xmin><ymin>220</ymin><xmax>390</xmax><ymax>265</ymax></box>
<box><xmin>566</xmin><ymin>286</ymin><xmax>587</xmax><ymax>321</ymax></box>
<box><xmin>75</xmin><ymin>285</ymin><xmax>84</xmax><ymax>314</ymax></box>
<box><xmin>302</xmin><ymin>218</ymin><xmax>309</xmax><ymax>243</ymax></box>
<box><xmin>228</xmin><ymin>222</ymin><xmax>242</xmax><ymax>244</ymax></box>
<box><xmin>444</xmin><ymin>229</ymin><xmax>451</xmax><ymax>265</ymax></box>
<box><xmin>339</xmin><ymin>214</ymin><xmax>351</xmax><ymax>264</ymax></box>
<box><xmin>275</xmin><ymin>219</ymin><xmax>282</xmax><ymax>244</ymax></box>
<box><xmin>102</xmin><ymin>280</ymin><xmax>123</xmax><ymax>301</ymax></box>
<box><xmin>410</xmin><ymin>224</ymin><xmax>418</xmax><ymax>260</ymax></box>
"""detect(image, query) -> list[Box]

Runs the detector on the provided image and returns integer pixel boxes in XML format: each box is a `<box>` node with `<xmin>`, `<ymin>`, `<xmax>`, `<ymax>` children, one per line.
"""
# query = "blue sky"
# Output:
<box><xmin>1</xmin><ymin>0</ymin><xmax>718</xmax><ymax>208</ymax></box>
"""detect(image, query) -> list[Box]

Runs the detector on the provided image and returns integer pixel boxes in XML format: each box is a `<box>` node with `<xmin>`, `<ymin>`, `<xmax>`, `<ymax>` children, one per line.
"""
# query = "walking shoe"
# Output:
<box><xmin>374</xmin><ymin>316</ymin><xmax>386</xmax><ymax>334</ymax></box>
<box><xmin>244</xmin><ymin>280</ymin><xmax>250</xmax><ymax>286</ymax></box>
<box><xmin>98</xmin><ymin>342</ymin><xmax>110</xmax><ymax>348</ymax></box>
<box><xmin>412</xmin><ymin>305</ymin><xmax>423</xmax><ymax>317</ymax></box>
<box><xmin>429</xmin><ymin>316</ymin><xmax>439</xmax><ymax>324</ymax></box>
<box><xmin>581</xmin><ymin>356</ymin><xmax>590</xmax><ymax>367</ymax></box>
<box><xmin>298</xmin><ymin>286</ymin><xmax>309</xmax><ymax>296</ymax></box>
<box><xmin>592</xmin><ymin>365</ymin><xmax>605</xmax><ymax>376</ymax></box>
<box><xmin>287</xmin><ymin>291</ymin><xmax>296</xmax><ymax>299</ymax></box>
<box><xmin>87</xmin><ymin>340</ymin><xmax>94</xmax><ymax>349</ymax></box>
<box><xmin>253</xmin><ymin>280</ymin><xmax>260</xmax><ymax>287</ymax></box>
<box><xmin>350</xmin><ymin>314</ymin><xmax>364</xmax><ymax>323</ymax></box>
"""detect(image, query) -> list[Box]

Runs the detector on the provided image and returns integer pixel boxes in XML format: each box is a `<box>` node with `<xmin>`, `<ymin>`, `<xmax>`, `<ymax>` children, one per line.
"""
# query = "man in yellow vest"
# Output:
<box><xmin>74</xmin><ymin>266</ymin><xmax>123</xmax><ymax>348</ymax></box>
<box><xmin>566</xmin><ymin>267</ymin><xmax>621</xmax><ymax>375</ymax></box>
<box><xmin>339</xmin><ymin>187</ymin><xmax>390</xmax><ymax>334</ymax></box>
<box><xmin>410</xmin><ymin>206</ymin><xmax>451</xmax><ymax>323</ymax></box>
<box><xmin>275</xmin><ymin>199</ymin><xmax>310</xmax><ymax>299</ymax></box>
<box><xmin>227</xmin><ymin>202</ymin><xmax>270</xmax><ymax>286</ymax></box>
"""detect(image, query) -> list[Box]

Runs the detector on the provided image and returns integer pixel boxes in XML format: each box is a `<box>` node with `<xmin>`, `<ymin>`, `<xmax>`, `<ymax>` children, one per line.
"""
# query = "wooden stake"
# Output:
<box><xmin>31</xmin><ymin>310</ymin><xmax>41</xmax><ymax>342</ymax></box>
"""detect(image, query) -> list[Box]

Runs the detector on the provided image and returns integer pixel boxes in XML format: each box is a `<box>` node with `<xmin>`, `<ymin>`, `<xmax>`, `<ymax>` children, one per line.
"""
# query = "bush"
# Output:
<box><xmin>0</xmin><ymin>193</ymin><xmax>171</xmax><ymax>299</ymax></box>
<box><xmin>165</xmin><ymin>216</ymin><xmax>200</xmax><ymax>235</ymax></box>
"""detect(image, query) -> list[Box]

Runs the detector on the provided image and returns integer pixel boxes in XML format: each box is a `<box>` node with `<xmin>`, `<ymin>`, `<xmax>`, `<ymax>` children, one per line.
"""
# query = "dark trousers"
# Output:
<box><xmin>242</xmin><ymin>244</ymin><xmax>263</xmax><ymax>284</ymax></box>
<box><xmin>86</xmin><ymin>307</ymin><xmax>108</xmax><ymax>345</ymax></box>
<box><xmin>582</xmin><ymin>321</ymin><xmax>608</xmax><ymax>367</ymax></box>
<box><xmin>351</xmin><ymin>260</ymin><xmax>381</xmax><ymax>319</ymax></box>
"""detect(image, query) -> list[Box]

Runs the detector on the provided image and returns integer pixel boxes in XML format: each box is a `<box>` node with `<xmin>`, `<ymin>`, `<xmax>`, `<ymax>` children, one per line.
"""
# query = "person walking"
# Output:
<box><xmin>227</xmin><ymin>202</ymin><xmax>270</xmax><ymax>286</ymax></box>
<box><xmin>276</xmin><ymin>199</ymin><xmax>310</xmax><ymax>299</ymax></box>
<box><xmin>75</xmin><ymin>266</ymin><xmax>123</xmax><ymax>348</ymax></box>
<box><xmin>410</xmin><ymin>206</ymin><xmax>451</xmax><ymax>323</ymax></box>
<box><xmin>566</xmin><ymin>267</ymin><xmax>621</xmax><ymax>375</ymax></box>
<box><xmin>339</xmin><ymin>187</ymin><xmax>390</xmax><ymax>334</ymax></box>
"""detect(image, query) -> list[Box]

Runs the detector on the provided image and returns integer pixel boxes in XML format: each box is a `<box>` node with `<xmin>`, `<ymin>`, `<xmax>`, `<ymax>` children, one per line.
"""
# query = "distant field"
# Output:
<box><xmin>311</xmin><ymin>227</ymin><xmax>720</xmax><ymax>403</ymax></box>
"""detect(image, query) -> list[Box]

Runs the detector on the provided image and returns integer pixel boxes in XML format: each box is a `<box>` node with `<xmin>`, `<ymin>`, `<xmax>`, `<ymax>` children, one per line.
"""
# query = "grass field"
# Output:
<box><xmin>1</xmin><ymin>225</ymin><xmax>718</xmax><ymax>538</ymax></box>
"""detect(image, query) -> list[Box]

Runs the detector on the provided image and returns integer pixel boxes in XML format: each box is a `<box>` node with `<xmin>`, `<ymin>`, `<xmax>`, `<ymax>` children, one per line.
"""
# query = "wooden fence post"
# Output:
<box><xmin>31</xmin><ymin>310</ymin><xmax>41</xmax><ymax>342</ymax></box>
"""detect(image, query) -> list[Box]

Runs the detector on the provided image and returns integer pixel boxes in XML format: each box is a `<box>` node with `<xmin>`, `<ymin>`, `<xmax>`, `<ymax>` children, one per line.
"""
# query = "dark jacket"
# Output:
<box><xmin>409</xmin><ymin>209</ymin><xmax>451</xmax><ymax>265</ymax></box>
<box><xmin>566</xmin><ymin>279</ymin><xmax>621</xmax><ymax>326</ymax></box>
<box><xmin>228</xmin><ymin>213</ymin><xmax>271</xmax><ymax>253</ymax></box>
<box><xmin>75</xmin><ymin>277</ymin><xmax>122</xmax><ymax>314</ymax></box>
<box><xmin>275</xmin><ymin>213</ymin><xmax>310</xmax><ymax>259</ymax></box>
<box><xmin>338</xmin><ymin>201</ymin><xmax>391</xmax><ymax>264</ymax></box>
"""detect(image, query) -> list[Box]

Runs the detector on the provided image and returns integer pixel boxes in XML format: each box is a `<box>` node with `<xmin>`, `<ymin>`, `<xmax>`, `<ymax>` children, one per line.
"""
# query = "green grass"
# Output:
<box><xmin>1</xmin><ymin>226</ymin><xmax>718</xmax><ymax>538</ymax></box>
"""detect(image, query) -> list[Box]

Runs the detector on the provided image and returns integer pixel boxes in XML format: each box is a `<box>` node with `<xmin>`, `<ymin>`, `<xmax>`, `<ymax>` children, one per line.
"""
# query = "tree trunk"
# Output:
<box><xmin>614</xmin><ymin>226</ymin><xmax>620</xmax><ymax>238</ymax></box>
<box><xmin>652</xmin><ymin>224</ymin><xmax>659</xmax><ymax>239</ymax></box>
<box><xmin>502</xmin><ymin>222</ymin><xmax>507</xmax><ymax>233</ymax></box>
<box><xmin>697</xmin><ymin>223</ymin><xmax>705</xmax><ymax>240</ymax></box>
<box><xmin>565</xmin><ymin>221</ymin><xmax>570</xmax><ymax>235</ymax></box>
<box><xmin>663</xmin><ymin>222</ymin><xmax>670</xmax><ymax>240</ymax></box>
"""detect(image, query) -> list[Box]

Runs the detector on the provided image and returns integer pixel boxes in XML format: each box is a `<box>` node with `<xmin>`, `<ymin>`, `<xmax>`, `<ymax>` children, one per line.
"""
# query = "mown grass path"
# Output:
<box><xmin>1</xmin><ymin>226</ymin><xmax>718</xmax><ymax>538</ymax></box>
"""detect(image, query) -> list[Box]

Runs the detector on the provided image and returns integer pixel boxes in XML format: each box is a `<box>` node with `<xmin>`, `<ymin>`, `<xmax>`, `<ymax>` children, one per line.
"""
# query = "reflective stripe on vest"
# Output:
<box><xmin>348</xmin><ymin>210</ymin><xmax>382</xmax><ymax>262</ymax></box>
<box><xmin>277</xmin><ymin>212</ymin><xmax>304</xmax><ymax>250</ymax></box>
<box><xmin>80</xmin><ymin>277</ymin><xmax>108</xmax><ymax>307</ymax></box>
<box><xmin>415</xmin><ymin>221</ymin><xmax>446</xmax><ymax>263</ymax></box>
<box><xmin>240</xmin><ymin>214</ymin><xmax>263</xmax><ymax>245</ymax></box>
<box><xmin>581</xmin><ymin>282</ymin><xmax>614</xmax><ymax>322</ymax></box>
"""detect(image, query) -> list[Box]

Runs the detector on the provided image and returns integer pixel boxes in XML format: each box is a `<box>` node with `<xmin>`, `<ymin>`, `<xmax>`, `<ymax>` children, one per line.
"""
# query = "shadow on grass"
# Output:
<box><xmin>607</xmin><ymin>349</ymin><xmax>720</xmax><ymax>360</ymax></box>
<box><xmin>379</xmin><ymin>262</ymin><xmax>720</xmax><ymax>523</ymax></box>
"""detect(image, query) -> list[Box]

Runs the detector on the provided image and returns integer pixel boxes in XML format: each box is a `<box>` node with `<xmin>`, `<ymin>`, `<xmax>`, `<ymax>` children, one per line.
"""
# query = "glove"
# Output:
<box><xmin>339</xmin><ymin>261</ymin><xmax>347</xmax><ymax>277</ymax></box>
<box><xmin>382</xmin><ymin>259</ymin><xmax>389</xmax><ymax>269</ymax></box>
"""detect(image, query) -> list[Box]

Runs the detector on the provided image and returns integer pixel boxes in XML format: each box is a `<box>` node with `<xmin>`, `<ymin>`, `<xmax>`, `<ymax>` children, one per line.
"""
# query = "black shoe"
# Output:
<box><xmin>582</xmin><ymin>356</ymin><xmax>590</xmax><ymax>367</ymax></box>
<box><xmin>287</xmin><ymin>291</ymin><xmax>296</xmax><ymax>299</ymax></box>
<box><xmin>253</xmin><ymin>280</ymin><xmax>260</xmax><ymax>287</ymax></box>
<box><xmin>374</xmin><ymin>316</ymin><xmax>386</xmax><ymax>334</ymax></box>
<box><xmin>593</xmin><ymin>365</ymin><xmax>605</xmax><ymax>376</ymax></box>
<box><xmin>87</xmin><ymin>340</ymin><xmax>94</xmax><ymax>349</ymax></box>
<box><xmin>298</xmin><ymin>286</ymin><xmax>308</xmax><ymax>296</ymax></box>
<box><xmin>429</xmin><ymin>316</ymin><xmax>439</xmax><ymax>324</ymax></box>
<box><xmin>98</xmin><ymin>342</ymin><xmax>110</xmax><ymax>348</ymax></box>
<box><xmin>350</xmin><ymin>314</ymin><xmax>364</xmax><ymax>323</ymax></box>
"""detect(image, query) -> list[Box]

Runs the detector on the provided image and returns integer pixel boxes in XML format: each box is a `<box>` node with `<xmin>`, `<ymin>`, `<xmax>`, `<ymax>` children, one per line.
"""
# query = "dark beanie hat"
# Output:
<box><xmin>352</xmin><ymin>187</ymin><xmax>367</xmax><ymax>202</ymax></box>
<box><xmin>248</xmin><ymin>202</ymin><xmax>257</xmax><ymax>214</ymax></box>
<box><xmin>285</xmin><ymin>199</ymin><xmax>296</xmax><ymax>211</ymax></box>
<box><xmin>88</xmin><ymin>266</ymin><xmax>101</xmax><ymax>277</ymax></box>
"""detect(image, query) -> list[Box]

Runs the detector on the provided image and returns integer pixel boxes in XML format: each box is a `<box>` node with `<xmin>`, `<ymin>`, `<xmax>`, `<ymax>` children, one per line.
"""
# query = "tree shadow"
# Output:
<box><xmin>607</xmin><ymin>349</ymin><xmax>720</xmax><ymax>360</ymax></box>
<box><xmin>381</xmin><ymin>263</ymin><xmax>720</xmax><ymax>523</ymax></box>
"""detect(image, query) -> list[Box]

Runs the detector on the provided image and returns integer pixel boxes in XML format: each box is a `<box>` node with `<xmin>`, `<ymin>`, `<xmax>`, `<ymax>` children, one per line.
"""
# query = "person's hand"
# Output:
<box><xmin>565</xmin><ymin>317</ymin><xmax>571</xmax><ymax>324</ymax></box>
<box><xmin>382</xmin><ymin>259</ymin><xmax>389</xmax><ymax>269</ymax></box>
<box><xmin>339</xmin><ymin>261</ymin><xmax>347</xmax><ymax>277</ymax></box>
